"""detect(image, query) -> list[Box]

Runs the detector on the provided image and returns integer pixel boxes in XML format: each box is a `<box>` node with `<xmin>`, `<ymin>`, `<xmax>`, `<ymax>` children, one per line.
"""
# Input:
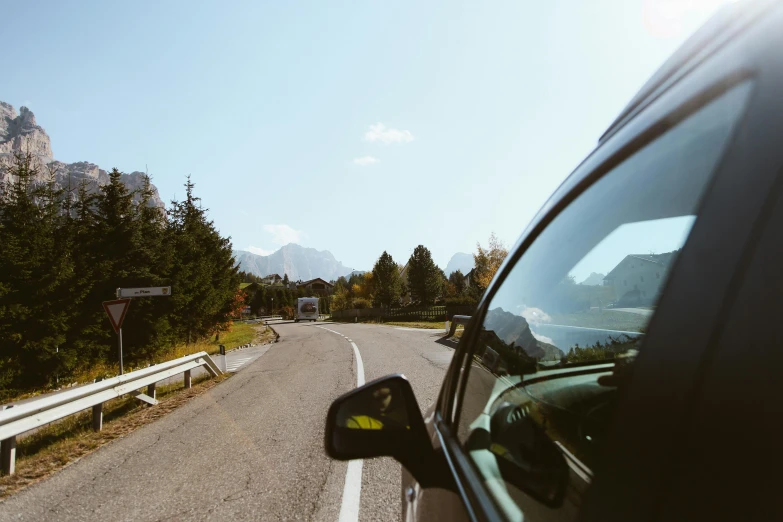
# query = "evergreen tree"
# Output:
<box><xmin>0</xmin><ymin>153</ymin><xmax>73</xmax><ymax>387</ymax></box>
<box><xmin>371</xmin><ymin>251</ymin><xmax>402</xmax><ymax>307</ymax></box>
<box><xmin>167</xmin><ymin>177</ymin><xmax>240</xmax><ymax>344</ymax></box>
<box><xmin>449</xmin><ymin>269</ymin><xmax>466</xmax><ymax>296</ymax></box>
<box><xmin>406</xmin><ymin>245</ymin><xmax>443</xmax><ymax>306</ymax></box>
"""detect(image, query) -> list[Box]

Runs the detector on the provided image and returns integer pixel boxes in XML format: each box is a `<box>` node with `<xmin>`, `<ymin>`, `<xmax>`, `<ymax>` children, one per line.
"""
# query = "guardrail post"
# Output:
<box><xmin>147</xmin><ymin>383</ymin><xmax>156</xmax><ymax>401</ymax></box>
<box><xmin>1</xmin><ymin>437</ymin><xmax>16</xmax><ymax>476</ymax></box>
<box><xmin>184</xmin><ymin>370</ymin><xmax>192</xmax><ymax>389</ymax></box>
<box><xmin>92</xmin><ymin>403</ymin><xmax>103</xmax><ymax>431</ymax></box>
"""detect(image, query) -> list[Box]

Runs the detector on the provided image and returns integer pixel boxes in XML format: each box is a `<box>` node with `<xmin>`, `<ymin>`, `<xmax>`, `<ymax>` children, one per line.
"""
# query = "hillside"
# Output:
<box><xmin>234</xmin><ymin>244</ymin><xmax>354</xmax><ymax>281</ymax></box>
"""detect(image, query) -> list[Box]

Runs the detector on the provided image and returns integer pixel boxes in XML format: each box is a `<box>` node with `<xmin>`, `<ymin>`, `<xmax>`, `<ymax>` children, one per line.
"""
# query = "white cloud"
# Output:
<box><xmin>364</xmin><ymin>122</ymin><xmax>414</xmax><ymax>144</ymax></box>
<box><xmin>353</xmin><ymin>156</ymin><xmax>379</xmax><ymax>166</ymax></box>
<box><xmin>264</xmin><ymin>224</ymin><xmax>304</xmax><ymax>245</ymax></box>
<box><xmin>520</xmin><ymin>306</ymin><xmax>552</xmax><ymax>326</ymax></box>
<box><xmin>247</xmin><ymin>246</ymin><xmax>273</xmax><ymax>256</ymax></box>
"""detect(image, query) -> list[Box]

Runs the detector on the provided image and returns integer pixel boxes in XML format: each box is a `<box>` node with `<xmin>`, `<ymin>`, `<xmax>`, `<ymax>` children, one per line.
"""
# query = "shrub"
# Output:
<box><xmin>280</xmin><ymin>306</ymin><xmax>295</xmax><ymax>320</ymax></box>
<box><xmin>352</xmin><ymin>298</ymin><xmax>372</xmax><ymax>309</ymax></box>
<box><xmin>444</xmin><ymin>296</ymin><xmax>477</xmax><ymax>307</ymax></box>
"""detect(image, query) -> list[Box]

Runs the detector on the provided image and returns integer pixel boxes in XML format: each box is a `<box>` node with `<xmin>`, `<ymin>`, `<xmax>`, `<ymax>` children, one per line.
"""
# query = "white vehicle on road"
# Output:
<box><xmin>295</xmin><ymin>297</ymin><xmax>319</xmax><ymax>322</ymax></box>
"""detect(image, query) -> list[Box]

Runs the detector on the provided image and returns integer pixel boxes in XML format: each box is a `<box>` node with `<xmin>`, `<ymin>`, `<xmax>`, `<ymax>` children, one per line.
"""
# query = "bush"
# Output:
<box><xmin>280</xmin><ymin>306</ymin><xmax>295</xmax><ymax>320</ymax></box>
<box><xmin>444</xmin><ymin>296</ymin><xmax>477</xmax><ymax>307</ymax></box>
<box><xmin>352</xmin><ymin>298</ymin><xmax>372</xmax><ymax>309</ymax></box>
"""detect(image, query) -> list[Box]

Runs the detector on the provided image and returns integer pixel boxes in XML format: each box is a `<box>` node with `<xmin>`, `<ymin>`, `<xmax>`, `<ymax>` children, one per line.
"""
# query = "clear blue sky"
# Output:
<box><xmin>2</xmin><ymin>0</ymin><xmax>730</xmax><ymax>271</ymax></box>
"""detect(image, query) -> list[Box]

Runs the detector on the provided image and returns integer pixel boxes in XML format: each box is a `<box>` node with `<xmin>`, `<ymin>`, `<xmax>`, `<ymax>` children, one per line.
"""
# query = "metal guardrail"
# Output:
<box><xmin>0</xmin><ymin>351</ymin><xmax>222</xmax><ymax>476</ymax></box>
<box><xmin>447</xmin><ymin>315</ymin><xmax>472</xmax><ymax>337</ymax></box>
<box><xmin>260</xmin><ymin>315</ymin><xmax>282</xmax><ymax>323</ymax></box>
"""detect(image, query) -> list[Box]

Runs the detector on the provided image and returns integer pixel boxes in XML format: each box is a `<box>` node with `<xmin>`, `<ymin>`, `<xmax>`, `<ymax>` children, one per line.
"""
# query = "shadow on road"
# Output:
<box><xmin>434</xmin><ymin>336</ymin><xmax>460</xmax><ymax>349</ymax></box>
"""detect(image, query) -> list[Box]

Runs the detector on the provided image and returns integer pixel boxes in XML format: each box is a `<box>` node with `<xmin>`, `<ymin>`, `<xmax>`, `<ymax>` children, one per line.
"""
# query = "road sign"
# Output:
<box><xmin>117</xmin><ymin>286</ymin><xmax>171</xmax><ymax>298</ymax></box>
<box><xmin>102</xmin><ymin>299</ymin><xmax>131</xmax><ymax>334</ymax></box>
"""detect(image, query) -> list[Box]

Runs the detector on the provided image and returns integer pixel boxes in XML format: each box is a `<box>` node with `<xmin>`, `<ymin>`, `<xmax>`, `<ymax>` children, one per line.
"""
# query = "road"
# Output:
<box><xmin>0</xmin><ymin>321</ymin><xmax>454</xmax><ymax>521</ymax></box>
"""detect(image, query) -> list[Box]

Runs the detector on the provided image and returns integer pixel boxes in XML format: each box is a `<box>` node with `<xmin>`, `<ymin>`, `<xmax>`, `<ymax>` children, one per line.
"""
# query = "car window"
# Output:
<box><xmin>454</xmin><ymin>81</ymin><xmax>753</xmax><ymax>521</ymax></box>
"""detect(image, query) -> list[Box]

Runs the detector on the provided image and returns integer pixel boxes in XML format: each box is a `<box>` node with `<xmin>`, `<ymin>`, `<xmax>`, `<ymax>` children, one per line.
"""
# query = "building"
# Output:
<box><xmin>296</xmin><ymin>278</ymin><xmax>334</xmax><ymax>295</ymax></box>
<box><xmin>603</xmin><ymin>251</ymin><xmax>679</xmax><ymax>306</ymax></box>
<box><xmin>261</xmin><ymin>274</ymin><xmax>283</xmax><ymax>286</ymax></box>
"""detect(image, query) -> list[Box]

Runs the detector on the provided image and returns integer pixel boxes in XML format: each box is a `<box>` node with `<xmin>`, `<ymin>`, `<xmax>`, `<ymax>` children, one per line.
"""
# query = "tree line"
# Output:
<box><xmin>238</xmin><ymin>277</ymin><xmax>331</xmax><ymax>318</ymax></box>
<box><xmin>330</xmin><ymin>233</ymin><xmax>508</xmax><ymax>311</ymax></box>
<box><xmin>0</xmin><ymin>152</ymin><xmax>241</xmax><ymax>390</ymax></box>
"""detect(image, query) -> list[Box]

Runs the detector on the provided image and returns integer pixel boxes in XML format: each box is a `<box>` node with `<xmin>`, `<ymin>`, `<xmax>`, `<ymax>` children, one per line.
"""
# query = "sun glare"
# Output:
<box><xmin>643</xmin><ymin>0</ymin><xmax>744</xmax><ymax>38</ymax></box>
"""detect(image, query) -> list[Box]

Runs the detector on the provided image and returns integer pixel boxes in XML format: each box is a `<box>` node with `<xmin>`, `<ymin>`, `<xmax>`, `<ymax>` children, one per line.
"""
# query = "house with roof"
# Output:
<box><xmin>261</xmin><ymin>274</ymin><xmax>283</xmax><ymax>286</ymax></box>
<box><xmin>603</xmin><ymin>250</ymin><xmax>679</xmax><ymax>307</ymax></box>
<box><xmin>296</xmin><ymin>277</ymin><xmax>334</xmax><ymax>295</ymax></box>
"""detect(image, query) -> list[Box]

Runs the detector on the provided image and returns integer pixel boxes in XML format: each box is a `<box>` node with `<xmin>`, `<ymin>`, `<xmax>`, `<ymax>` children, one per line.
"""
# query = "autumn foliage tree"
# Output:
<box><xmin>472</xmin><ymin>233</ymin><xmax>508</xmax><ymax>295</ymax></box>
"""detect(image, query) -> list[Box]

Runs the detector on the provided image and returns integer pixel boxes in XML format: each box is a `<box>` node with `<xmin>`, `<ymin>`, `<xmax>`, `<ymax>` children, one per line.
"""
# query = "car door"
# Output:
<box><xmin>415</xmin><ymin>73</ymin><xmax>761</xmax><ymax>522</ymax></box>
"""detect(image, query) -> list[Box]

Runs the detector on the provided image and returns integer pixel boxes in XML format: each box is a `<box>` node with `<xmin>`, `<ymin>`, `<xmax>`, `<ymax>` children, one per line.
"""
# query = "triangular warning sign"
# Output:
<box><xmin>102</xmin><ymin>299</ymin><xmax>131</xmax><ymax>334</ymax></box>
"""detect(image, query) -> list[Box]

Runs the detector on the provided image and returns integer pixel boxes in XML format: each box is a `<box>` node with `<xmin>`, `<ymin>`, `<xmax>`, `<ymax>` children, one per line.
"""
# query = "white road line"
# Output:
<box><xmin>226</xmin><ymin>357</ymin><xmax>255</xmax><ymax>372</ymax></box>
<box><xmin>316</xmin><ymin>326</ymin><xmax>365</xmax><ymax>522</ymax></box>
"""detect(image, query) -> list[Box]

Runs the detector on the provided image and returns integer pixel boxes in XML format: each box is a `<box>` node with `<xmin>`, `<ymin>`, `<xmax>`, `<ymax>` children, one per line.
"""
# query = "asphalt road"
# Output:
<box><xmin>0</xmin><ymin>321</ymin><xmax>454</xmax><ymax>521</ymax></box>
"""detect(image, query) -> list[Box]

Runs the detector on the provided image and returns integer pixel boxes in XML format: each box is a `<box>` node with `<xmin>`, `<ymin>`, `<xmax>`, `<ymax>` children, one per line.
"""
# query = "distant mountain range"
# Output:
<box><xmin>234</xmin><ymin>244</ymin><xmax>354</xmax><ymax>281</ymax></box>
<box><xmin>0</xmin><ymin>101</ymin><xmax>164</xmax><ymax>207</ymax></box>
<box><xmin>444</xmin><ymin>252</ymin><xmax>474</xmax><ymax>276</ymax></box>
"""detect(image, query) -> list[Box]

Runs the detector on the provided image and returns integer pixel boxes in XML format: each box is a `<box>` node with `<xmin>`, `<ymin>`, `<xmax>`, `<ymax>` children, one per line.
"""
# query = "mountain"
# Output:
<box><xmin>484</xmin><ymin>307</ymin><xmax>565</xmax><ymax>362</ymax></box>
<box><xmin>580</xmin><ymin>272</ymin><xmax>606</xmax><ymax>286</ymax></box>
<box><xmin>234</xmin><ymin>244</ymin><xmax>354</xmax><ymax>281</ymax></box>
<box><xmin>444</xmin><ymin>252</ymin><xmax>474</xmax><ymax>276</ymax></box>
<box><xmin>0</xmin><ymin>101</ymin><xmax>164</xmax><ymax>207</ymax></box>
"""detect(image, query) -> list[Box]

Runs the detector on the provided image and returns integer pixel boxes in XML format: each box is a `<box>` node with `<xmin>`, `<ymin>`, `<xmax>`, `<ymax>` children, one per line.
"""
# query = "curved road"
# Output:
<box><xmin>0</xmin><ymin>322</ymin><xmax>454</xmax><ymax>521</ymax></box>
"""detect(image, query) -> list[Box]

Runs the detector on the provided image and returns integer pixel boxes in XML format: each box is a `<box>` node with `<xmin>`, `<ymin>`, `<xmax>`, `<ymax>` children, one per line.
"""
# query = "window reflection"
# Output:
<box><xmin>456</xmin><ymin>82</ymin><xmax>753</xmax><ymax>521</ymax></box>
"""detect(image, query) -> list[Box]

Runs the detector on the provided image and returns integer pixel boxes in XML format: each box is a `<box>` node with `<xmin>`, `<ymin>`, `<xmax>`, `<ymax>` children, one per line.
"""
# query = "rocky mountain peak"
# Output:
<box><xmin>234</xmin><ymin>243</ymin><xmax>354</xmax><ymax>281</ymax></box>
<box><xmin>0</xmin><ymin>104</ymin><xmax>52</xmax><ymax>160</ymax></box>
<box><xmin>0</xmin><ymin>101</ymin><xmax>163</xmax><ymax>208</ymax></box>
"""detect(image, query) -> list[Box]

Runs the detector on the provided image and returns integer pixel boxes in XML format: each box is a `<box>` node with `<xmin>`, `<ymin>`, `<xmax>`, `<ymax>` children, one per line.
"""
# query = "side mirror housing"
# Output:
<box><xmin>325</xmin><ymin>374</ymin><xmax>448</xmax><ymax>488</ymax></box>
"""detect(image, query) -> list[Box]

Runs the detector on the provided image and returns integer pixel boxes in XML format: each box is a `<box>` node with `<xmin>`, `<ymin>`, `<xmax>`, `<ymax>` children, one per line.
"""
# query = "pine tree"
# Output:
<box><xmin>168</xmin><ymin>177</ymin><xmax>240</xmax><ymax>344</ymax></box>
<box><xmin>406</xmin><ymin>245</ymin><xmax>443</xmax><ymax>306</ymax></box>
<box><xmin>447</xmin><ymin>269</ymin><xmax>465</xmax><ymax>297</ymax></box>
<box><xmin>0</xmin><ymin>153</ymin><xmax>73</xmax><ymax>387</ymax></box>
<box><xmin>371</xmin><ymin>251</ymin><xmax>402</xmax><ymax>307</ymax></box>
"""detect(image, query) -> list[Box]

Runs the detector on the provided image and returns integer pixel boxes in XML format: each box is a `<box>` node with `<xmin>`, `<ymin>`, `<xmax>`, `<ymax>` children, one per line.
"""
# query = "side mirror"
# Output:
<box><xmin>325</xmin><ymin>374</ymin><xmax>446</xmax><ymax>488</ymax></box>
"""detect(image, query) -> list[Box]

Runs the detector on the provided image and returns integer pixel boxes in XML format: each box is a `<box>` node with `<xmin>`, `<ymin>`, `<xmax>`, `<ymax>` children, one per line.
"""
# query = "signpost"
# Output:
<box><xmin>102</xmin><ymin>299</ymin><xmax>131</xmax><ymax>374</ymax></box>
<box><xmin>105</xmin><ymin>287</ymin><xmax>173</xmax><ymax>375</ymax></box>
<box><xmin>117</xmin><ymin>286</ymin><xmax>171</xmax><ymax>298</ymax></box>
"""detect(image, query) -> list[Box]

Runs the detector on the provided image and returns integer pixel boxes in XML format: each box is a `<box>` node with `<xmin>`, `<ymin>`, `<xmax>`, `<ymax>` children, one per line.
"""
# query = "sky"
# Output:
<box><xmin>2</xmin><ymin>0</ymin><xmax>735</xmax><ymax>271</ymax></box>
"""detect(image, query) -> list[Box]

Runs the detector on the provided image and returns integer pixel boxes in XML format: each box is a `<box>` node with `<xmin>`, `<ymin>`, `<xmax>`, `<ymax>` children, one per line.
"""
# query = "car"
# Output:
<box><xmin>324</xmin><ymin>1</ymin><xmax>783</xmax><ymax>520</ymax></box>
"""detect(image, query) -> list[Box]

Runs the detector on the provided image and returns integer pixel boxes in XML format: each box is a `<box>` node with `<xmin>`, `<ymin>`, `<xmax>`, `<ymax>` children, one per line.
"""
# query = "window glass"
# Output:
<box><xmin>455</xmin><ymin>82</ymin><xmax>752</xmax><ymax>521</ymax></box>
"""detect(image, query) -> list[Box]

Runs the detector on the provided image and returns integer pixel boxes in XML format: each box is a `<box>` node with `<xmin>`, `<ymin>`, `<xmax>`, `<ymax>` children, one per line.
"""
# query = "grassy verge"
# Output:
<box><xmin>383</xmin><ymin>321</ymin><xmax>448</xmax><ymax>329</ymax></box>
<box><xmin>165</xmin><ymin>322</ymin><xmax>269</xmax><ymax>360</ymax></box>
<box><xmin>0</xmin><ymin>373</ymin><xmax>227</xmax><ymax>499</ymax></box>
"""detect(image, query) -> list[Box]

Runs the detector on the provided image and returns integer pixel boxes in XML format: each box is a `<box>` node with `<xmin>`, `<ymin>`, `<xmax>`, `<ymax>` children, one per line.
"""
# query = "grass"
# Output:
<box><xmin>0</xmin><ymin>373</ymin><xmax>227</xmax><ymax>499</ymax></box>
<box><xmin>155</xmin><ymin>322</ymin><xmax>274</xmax><ymax>361</ymax></box>
<box><xmin>550</xmin><ymin>309</ymin><xmax>648</xmax><ymax>332</ymax></box>
<box><xmin>384</xmin><ymin>321</ymin><xmax>449</xmax><ymax>329</ymax></box>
